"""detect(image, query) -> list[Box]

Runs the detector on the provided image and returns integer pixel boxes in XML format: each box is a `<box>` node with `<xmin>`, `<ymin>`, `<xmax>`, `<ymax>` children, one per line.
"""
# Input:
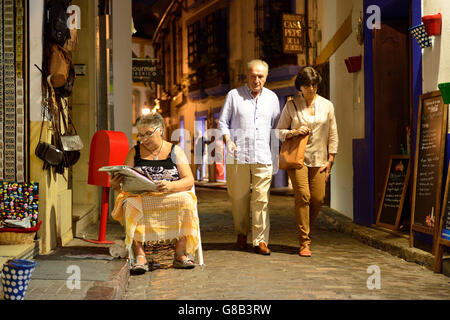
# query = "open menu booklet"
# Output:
<box><xmin>99</xmin><ymin>165</ymin><xmax>156</xmax><ymax>193</ymax></box>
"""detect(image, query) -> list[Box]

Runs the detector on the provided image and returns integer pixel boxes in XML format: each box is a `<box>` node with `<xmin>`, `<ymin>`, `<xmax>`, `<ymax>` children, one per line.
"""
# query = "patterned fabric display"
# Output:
<box><xmin>0</xmin><ymin>0</ymin><xmax>27</xmax><ymax>181</ymax></box>
<box><xmin>409</xmin><ymin>24</ymin><xmax>432</xmax><ymax>49</ymax></box>
<box><xmin>0</xmin><ymin>182</ymin><xmax>39</xmax><ymax>226</ymax></box>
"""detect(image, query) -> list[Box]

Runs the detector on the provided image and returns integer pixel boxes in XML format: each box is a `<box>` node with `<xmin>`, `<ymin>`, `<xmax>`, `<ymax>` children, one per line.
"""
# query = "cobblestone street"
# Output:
<box><xmin>124</xmin><ymin>188</ymin><xmax>450</xmax><ymax>300</ymax></box>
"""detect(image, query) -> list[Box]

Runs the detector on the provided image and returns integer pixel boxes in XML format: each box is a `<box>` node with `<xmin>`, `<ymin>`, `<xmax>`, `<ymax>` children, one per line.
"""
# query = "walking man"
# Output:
<box><xmin>218</xmin><ymin>59</ymin><xmax>280</xmax><ymax>255</ymax></box>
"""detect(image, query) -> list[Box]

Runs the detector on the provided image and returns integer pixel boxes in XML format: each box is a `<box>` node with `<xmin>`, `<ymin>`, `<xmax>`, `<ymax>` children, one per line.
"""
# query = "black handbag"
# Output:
<box><xmin>35</xmin><ymin>141</ymin><xmax>64</xmax><ymax>166</ymax></box>
<box><xmin>35</xmin><ymin>110</ymin><xmax>64</xmax><ymax>167</ymax></box>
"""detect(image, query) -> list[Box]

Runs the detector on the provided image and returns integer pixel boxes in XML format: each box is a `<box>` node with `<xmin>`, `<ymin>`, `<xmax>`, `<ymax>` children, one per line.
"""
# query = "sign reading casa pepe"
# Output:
<box><xmin>282</xmin><ymin>13</ymin><xmax>305</xmax><ymax>54</ymax></box>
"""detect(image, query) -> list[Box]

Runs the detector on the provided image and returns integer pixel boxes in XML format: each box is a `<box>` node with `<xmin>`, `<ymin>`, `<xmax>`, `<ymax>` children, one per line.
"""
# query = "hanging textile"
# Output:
<box><xmin>0</xmin><ymin>0</ymin><xmax>27</xmax><ymax>181</ymax></box>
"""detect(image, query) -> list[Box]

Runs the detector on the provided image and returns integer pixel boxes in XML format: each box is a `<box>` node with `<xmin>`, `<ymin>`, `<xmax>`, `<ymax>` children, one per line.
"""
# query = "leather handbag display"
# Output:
<box><xmin>35</xmin><ymin>141</ymin><xmax>64</xmax><ymax>166</ymax></box>
<box><xmin>54</xmin><ymin>97</ymin><xmax>81</xmax><ymax>168</ymax></box>
<box><xmin>279</xmin><ymin>100</ymin><xmax>309</xmax><ymax>170</ymax></box>
<box><xmin>35</xmin><ymin>110</ymin><xmax>64</xmax><ymax>167</ymax></box>
<box><xmin>59</xmin><ymin>99</ymin><xmax>83</xmax><ymax>152</ymax></box>
<box><xmin>49</xmin><ymin>44</ymin><xmax>71</xmax><ymax>88</ymax></box>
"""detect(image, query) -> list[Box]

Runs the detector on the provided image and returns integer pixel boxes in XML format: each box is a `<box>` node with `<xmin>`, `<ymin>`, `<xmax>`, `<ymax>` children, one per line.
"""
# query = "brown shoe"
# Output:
<box><xmin>235</xmin><ymin>234</ymin><xmax>247</xmax><ymax>250</ymax></box>
<box><xmin>299</xmin><ymin>244</ymin><xmax>311</xmax><ymax>257</ymax></box>
<box><xmin>254</xmin><ymin>242</ymin><xmax>271</xmax><ymax>255</ymax></box>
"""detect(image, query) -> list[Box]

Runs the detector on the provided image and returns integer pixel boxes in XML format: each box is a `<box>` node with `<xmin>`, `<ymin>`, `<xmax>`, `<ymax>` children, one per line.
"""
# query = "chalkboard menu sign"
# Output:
<box><xmin>376</xmin><ymin>155</ymin><xmax>410</xmax><ymax>230</ymax></box>
<box><xmin>411</xmin><ymin>91</ymin><xmax>447</xmax><ymax>241</ymax></box>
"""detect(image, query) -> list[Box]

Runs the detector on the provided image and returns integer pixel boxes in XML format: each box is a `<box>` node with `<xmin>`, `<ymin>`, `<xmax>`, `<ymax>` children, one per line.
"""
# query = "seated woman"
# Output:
<box><xmin>110</xmin><ymin>112</ymin><xmax>199</xmax><ymax>275</ymax></box>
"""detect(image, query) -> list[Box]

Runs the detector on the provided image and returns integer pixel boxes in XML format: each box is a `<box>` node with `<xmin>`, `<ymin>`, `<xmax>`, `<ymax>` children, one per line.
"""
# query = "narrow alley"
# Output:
<box><xmin>122</xmin><ymin>188</ymin><xmax>450</xmax><ymax>300</ymax></box>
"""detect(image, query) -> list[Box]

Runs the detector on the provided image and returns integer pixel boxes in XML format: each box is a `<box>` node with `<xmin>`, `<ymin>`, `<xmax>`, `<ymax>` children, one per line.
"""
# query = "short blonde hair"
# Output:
<box><xmin>247</xmin><ymin>59</ymin><xmax>269</xmax><ymax>76</ymax></box>
<box><xmin>136</xmin><ymin>111</ymin><xmax>165</xmax><ymax>132</ymax></box>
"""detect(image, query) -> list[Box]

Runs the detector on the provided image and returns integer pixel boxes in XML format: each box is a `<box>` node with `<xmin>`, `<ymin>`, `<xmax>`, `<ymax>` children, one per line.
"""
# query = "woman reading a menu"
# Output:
<box><xmin>110</xmin><ymin>112</ymin><xmax>199</xmax><ymax>274</ymax></box>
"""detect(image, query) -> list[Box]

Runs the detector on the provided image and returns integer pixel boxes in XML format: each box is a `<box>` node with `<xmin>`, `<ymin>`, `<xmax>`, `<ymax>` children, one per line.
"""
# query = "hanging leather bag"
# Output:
<box><xmin>59</xmin><ymin>99</ymin><xmax>84</xmax><ymax>152</ymax></box>
<box><xmin>35</xmin><ymin>106</ymin><xmax>64</xmax><ymax>167</ymax></box>
<box><xmin>50</xmin><ymin>89</ymin><xmax>81</xmax><ymax>168</ymax></box>
<box><xmin>49</xmin><ymin>44</ymin><xmax>71</xmax><ymax>88</ymax></box>
<box><xmin>279</xmin><ymin>100</ymin><xmax>309</xmax><ymax>170</ymax></box>
<box><xmin>46</xmin><ymin>0</ymin><xmax>71</xmax><ymax>47</ymax></box>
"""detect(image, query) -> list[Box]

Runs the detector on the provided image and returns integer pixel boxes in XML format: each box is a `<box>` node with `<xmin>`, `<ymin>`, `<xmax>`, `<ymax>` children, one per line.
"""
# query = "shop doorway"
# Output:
<box><xmin>372</xmin><ymin>20</ymin><xmax>410</xmax><ymax>224</ymax></box>
<box><xmin>355</xmin><ymin>0</ymin><xmax>421</xmax><ymax>226</ymax></box>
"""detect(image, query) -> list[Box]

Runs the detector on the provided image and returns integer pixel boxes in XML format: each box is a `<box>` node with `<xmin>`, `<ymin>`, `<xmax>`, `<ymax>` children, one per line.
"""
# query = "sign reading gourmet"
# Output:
<box><xmin>282</xmin><ymin>14</ymin><xmax>305</xmax><ymax>54</ymax></box>
<box><xmin>376</xmin><ymin>155</ymin><xmax>410</xmax><ymax>230</ymax></box>
<box><xmin>132</xmin><ymin>58</ymin><xmax>163</xmax><ymax>84</ymax></box>
<box><xmin>411</xmin><ymin>91</ymin><xmax>447</xmax><ymax>246</ymax></box>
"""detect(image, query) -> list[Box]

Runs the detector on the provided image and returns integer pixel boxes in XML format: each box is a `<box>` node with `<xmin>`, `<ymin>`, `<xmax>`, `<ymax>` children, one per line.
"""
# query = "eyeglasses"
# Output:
<box><xmin>137</xmin><ymin>127</ymin><xmax>159</xmax><ymax>140</ymax></box>
<box><xmin>301</xmin><ymin>84</ymin><xmax>318</xmax><ymax>89</ymax></box>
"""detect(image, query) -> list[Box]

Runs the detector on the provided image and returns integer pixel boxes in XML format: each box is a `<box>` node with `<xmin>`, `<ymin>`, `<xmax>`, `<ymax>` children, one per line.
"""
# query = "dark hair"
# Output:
<box><xmin>294</xmin><ymin>67</ymin><xmax>322</xmax><ymax>91</ymax></box>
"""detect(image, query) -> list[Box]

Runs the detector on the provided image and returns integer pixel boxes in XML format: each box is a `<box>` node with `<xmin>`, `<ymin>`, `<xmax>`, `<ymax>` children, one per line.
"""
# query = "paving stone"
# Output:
<box><xmin>122</xmin><ymin>188</ymin><xmax>450</xmax><ymax>300</ymax></box>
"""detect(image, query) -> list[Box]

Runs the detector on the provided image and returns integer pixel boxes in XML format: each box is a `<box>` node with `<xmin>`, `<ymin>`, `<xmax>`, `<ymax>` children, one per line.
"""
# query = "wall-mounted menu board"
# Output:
<box><xmin>376</xmin><ymin>155</ymin><xmax>410</xmax><ymax>230</ymax></box>
<box><xmin>411</xmin><ymin>91</ymin><xmax>447</xmax><ymax>251</ymax></box>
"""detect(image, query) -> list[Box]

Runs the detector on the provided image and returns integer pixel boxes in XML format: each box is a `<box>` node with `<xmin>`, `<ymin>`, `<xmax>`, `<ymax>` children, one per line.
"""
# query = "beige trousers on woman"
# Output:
<box><xmin>287</xmin><ymin>166</ymin><xmax>326</xmax><ymax>246</ymax></box>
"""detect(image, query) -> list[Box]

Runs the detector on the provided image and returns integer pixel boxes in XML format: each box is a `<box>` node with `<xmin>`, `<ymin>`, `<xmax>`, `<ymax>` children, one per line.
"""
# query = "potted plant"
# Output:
<box><xmin>438</xmin><ymin>83</ymin><xmax>450</xmax><ymax>104</ymax></box>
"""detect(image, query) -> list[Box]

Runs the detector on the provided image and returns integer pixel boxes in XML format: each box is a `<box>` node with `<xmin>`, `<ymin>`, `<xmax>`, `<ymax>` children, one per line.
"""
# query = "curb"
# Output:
<box><xmin>84</xmin><ymin>259</ymin><xmax>130</xmax><ymax>300</ymax></box>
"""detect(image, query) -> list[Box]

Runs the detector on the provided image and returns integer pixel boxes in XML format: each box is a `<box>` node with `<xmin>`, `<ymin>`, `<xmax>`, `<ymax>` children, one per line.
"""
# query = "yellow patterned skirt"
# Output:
<box><xmin>111</xmin><ymin>190</ymin><xmax>200</xmax><ymax>256</ymax></box>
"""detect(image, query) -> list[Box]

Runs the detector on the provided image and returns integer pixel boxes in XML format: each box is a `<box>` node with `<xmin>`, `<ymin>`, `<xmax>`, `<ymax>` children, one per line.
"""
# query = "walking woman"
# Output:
<box><xmin>276</xmin><ymin>67</ymin><xmax>338</xmax><ymax>257</ymax></box>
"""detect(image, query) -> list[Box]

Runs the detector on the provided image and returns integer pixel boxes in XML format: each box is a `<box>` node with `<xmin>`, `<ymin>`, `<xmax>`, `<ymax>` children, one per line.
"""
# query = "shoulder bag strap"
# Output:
<box><xmin>291</xmin><ymin>99</ymin><xmax>302</xmax><ymax>129</ymax></box>
<box><xmin>38</xmin><ymin>103</ymin><xmax>46</xmax><ymax>143</ymax></box>
<box><xmin>47</xmin><ymin>76</ymin><xmax>63</xmax><ymax>147</ymax></box>
<box><xmin>59</xmin><ymin>97</ymin><xmax>78</xmax><ymax>135</ymax></box>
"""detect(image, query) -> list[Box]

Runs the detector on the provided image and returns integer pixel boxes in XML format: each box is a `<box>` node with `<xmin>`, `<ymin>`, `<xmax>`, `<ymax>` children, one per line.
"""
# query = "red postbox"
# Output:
<box><xmin>86</xmin><ymin>130</ymin><xmax>130</xmax><ymax>244</ymax></box>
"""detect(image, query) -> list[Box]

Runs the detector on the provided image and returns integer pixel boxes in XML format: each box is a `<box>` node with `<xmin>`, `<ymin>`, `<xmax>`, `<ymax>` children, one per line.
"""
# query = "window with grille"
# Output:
<box><xmin>254</xmin><ymin>0</ymin><xmax>297</xmax><ymax>68</ymax></box>
<box><xmin>187</xmin><ymin>7</ymin><xmax>229</xmax><ymax>88</ymax></box>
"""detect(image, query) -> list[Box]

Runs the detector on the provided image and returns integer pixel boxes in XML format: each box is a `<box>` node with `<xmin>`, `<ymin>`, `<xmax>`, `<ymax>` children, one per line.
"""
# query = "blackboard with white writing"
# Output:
<box><xmin>376</xmin><ymin>155</ymin><xmax>410</xmax><ymax>230</ymax></box>
<box><xmin>411</xmin><ymin>92</ymin><xmax>447</xmax><ymax>235</ymax></box>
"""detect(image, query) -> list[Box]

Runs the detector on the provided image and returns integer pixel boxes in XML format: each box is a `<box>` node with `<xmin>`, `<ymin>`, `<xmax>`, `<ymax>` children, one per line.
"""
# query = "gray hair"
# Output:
<box><xmin>136</xmin><ymin>112</ymin><xmax>165</xmax><ymax>132</ymax></box>
<box><xmin>247</xmin><ymin>59</ymin><xmax>269</xmax><ymax>76</ymax></box>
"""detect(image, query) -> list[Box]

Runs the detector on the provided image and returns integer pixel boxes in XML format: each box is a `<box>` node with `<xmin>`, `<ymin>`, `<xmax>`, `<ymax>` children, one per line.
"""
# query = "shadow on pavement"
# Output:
<box><xmin>201</xmin><ymin>242</ymin><xmax>299</xmax><ymax>255</ymax></box>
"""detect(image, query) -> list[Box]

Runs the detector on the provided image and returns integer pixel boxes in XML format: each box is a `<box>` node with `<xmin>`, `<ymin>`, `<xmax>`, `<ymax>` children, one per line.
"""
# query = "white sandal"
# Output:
<box><xmin>130</xmin><ymin>255</ymin><xmax>149</xmax><ymax>275</ymax></box>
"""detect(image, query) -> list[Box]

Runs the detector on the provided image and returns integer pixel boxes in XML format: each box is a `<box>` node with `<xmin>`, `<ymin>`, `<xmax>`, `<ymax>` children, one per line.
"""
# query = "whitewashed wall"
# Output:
<box><xmin>317</xmin><ymin>0</ymin><xmax>365</xmax><ymax>220</ymax></box>
<box><xmin>112</xmin><ymin>0</ymin><xmax>133</xmax><ymax>144</ymax></box>
<box><xmin>29</xmin><ymin>0</ymin><xmax>44</xmax><ymax>121</ymax></box>
<box><xmin>422</xmin><ymin>0</ymin><xmax>450</xmax><ymax>93</ymax></box>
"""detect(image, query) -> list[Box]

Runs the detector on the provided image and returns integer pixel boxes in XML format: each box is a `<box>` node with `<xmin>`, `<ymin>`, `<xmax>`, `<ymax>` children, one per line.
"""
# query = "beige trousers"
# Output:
<box><xmin>226</xmin><ymin>163</ymin><xmax>273</xmax><ymax>246</ymax></box>
<box><xmin>287</xmin><ymin>166</ymin><xmax>326</xmax><ymax>246</ymax></box>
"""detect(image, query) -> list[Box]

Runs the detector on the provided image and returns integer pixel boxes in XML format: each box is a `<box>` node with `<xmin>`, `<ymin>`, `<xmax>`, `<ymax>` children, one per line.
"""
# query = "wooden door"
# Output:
<box><xmin>373</xmin><ymin>21</ymin><xmax>410</xmax><ymax>220</ymax></box>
